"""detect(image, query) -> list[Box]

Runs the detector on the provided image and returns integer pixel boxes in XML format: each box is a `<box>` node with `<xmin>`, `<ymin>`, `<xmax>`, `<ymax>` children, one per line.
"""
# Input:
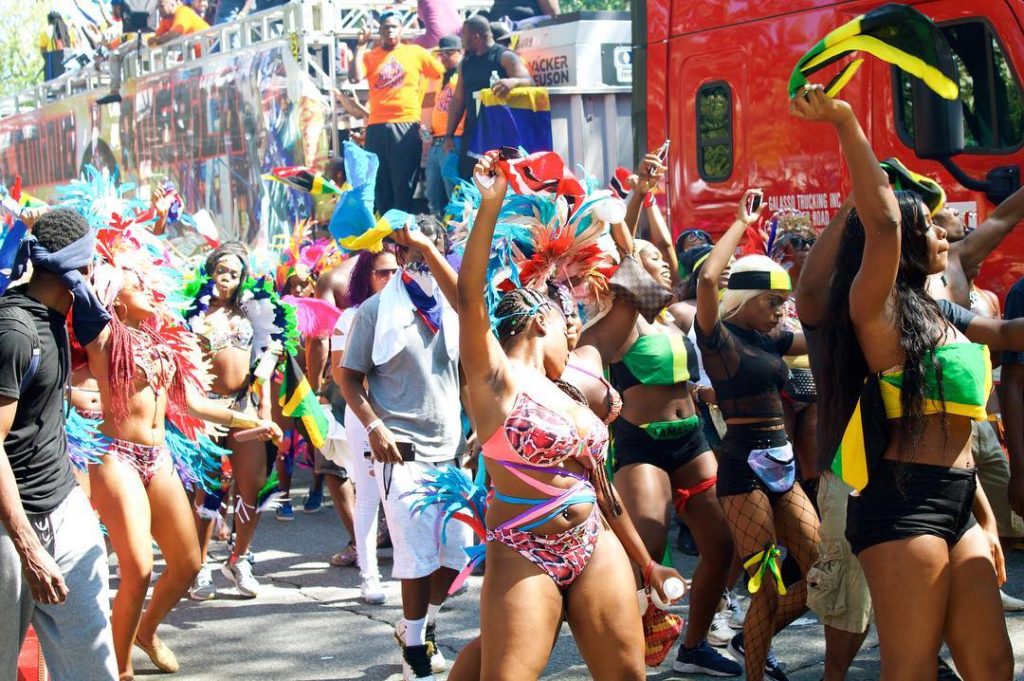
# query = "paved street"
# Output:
<box><xmin>128</xmin><ymin>469</ymin><xmax>1024</xmax><ymax>680</ymax></box>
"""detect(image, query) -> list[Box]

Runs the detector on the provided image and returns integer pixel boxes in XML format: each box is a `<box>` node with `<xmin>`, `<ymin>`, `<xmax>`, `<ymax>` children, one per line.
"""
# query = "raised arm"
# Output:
<box><xmin>795</xmin><ymin>194</ymin><xmax>853</xmax><ymax>326</ymax></box>
<box><xmin>623</xmin><ymin>153</ymin><xmax>664</xmax><ymax>237</ymax></box>
<box><xmin>956</xmin><ymin>185</ymin><xmax>1024</xmax><ymax>271</ymax></box>
<box><xmin>391</xmin><ymin>225</ymin><xmax>459</xmax><ymax>307</ymax></box>
<box><xmin>456</xmin><ymin>152</ymin><xmax>511</xmax><ymax>388</ymax></box>
<box><xmin>695</xmin><ymin>189</ymin><xmax>764</xmax><ymax>336</ymax></box>
<box><xmin>792</xmin><ymin>87</ymin><xmax>899</xmax><ymax>329</ymax></box>
<box><xmin>350</xmin><ymin>28</ymin><xmax>371</xmax><ymax>83</ymax></box>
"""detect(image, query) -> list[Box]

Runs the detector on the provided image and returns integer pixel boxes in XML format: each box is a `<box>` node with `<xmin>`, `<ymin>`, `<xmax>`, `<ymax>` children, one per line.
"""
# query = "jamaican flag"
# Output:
<box><xmin>262</xmin><ymin>166</ymin><xmax>346</xmax><ymax>196</ymax></box>
<box><xmin>880</xmin><ymin>157</ymin><xmax>946</xmax><ymax>216</ymax></box>
<box><xmin>832</xmin><ymin>344</ymin><xmax>991</xmax><ymax>491</ymax></box>
<box><xmin>279</xmin><ymin>353</ymin><xmax>328</xmax><ymax>450</ymax></box>
<box><xmin>789</xmin><ymin>4</ymin><xmax>958</xmax><ymax>101</ymax></box>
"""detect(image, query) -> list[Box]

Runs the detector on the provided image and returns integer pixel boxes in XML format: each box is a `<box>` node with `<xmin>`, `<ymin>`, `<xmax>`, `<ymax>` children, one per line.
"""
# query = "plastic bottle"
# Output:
<box><xmin>489</xmin><ymin>70</ymin><xmax>500</xmax><ymax>88</ymax></box>
<box><xmin>650</xmin><ymin>577</ymin><xmax>686</xmax><ymax>610</ymax></box>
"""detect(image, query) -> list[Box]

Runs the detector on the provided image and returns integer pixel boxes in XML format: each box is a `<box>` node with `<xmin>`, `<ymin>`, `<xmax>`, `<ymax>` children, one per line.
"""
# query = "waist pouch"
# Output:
<box><xmin>641</xmin><ymin>415</ymin><xmax>700</xmax><ymax>441</ymax></box>
<box><xmin>784</xmin><ymin>367</ymin><xmax>817</xmax><ymax>402</ymax></box>
<box><xmin>747</xmin><ymin>442</ymin><xmax>796</xmax><ymax>493</ymax></box>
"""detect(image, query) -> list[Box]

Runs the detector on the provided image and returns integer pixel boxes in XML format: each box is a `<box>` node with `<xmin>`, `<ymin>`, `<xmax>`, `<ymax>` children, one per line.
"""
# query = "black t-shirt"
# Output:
<box><xmin>694</xmin><ymin>319</ymin><xmax>794</xmax><ymax>420</ymax></box>
<box><xmin>807</xmin><ymin>300</ymin><xmax>979</xmax><ymax>472</ymax></box>
<box><xmin>0</xmin><ymin>289</ymin><xmax>75</xmax><ymax>514</ymax></box>
<box><xmin>486</xmin><ymin>0</ymin><xmax>543</xmax><ymax>21</ymax></box>
<box><xmin>461</xmin><ymin>44</ymin><xmax>510</xmax><ymax>133</ymax></box>
<box><xmin>1002</xmin><ymin>277</ymin><xmax>1024</xmax><ymax>366</ymax></box>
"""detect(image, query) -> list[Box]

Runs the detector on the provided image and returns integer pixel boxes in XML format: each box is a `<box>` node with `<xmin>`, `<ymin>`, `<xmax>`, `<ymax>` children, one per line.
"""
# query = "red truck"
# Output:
<box><xmin>635</xmin><ymin>0</ymin><xmax>1024</xmax><ymax>297</ymax></box>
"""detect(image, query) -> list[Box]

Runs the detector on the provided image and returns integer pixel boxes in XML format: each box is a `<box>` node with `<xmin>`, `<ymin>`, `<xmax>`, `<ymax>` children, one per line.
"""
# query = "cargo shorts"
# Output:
<box><xmin>806</xmin><ymin>471</ymin><xmax>872</xmax><ymax>634</ymax></box>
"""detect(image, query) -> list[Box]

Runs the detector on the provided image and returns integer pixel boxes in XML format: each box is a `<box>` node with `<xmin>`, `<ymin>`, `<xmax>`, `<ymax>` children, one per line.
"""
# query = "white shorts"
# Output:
<box><xmin>374</xmin><ymin>458</ymin><xmax>472</xmax><ymax>580</ymax></box>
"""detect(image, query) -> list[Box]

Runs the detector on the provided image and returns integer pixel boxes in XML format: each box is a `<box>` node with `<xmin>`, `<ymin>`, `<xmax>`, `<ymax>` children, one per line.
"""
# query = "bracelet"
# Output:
<box><xmin>365</xmin><ymin>418</ymin><xmax>383</xmax><ymax>434</ymax></box>
<box><xmin>642</xmin><ymin>559</ymin><xmax>655</xmax><ymax>586</ymax></box>
<box><xmin>228</xmin><ymin>413</ymin><xmax>259</xmax><ymax>430</ymax></box>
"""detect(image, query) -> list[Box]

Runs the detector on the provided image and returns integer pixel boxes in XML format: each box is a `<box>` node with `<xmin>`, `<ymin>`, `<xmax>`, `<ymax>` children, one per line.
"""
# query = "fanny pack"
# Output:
<box><xmin>784</xmin><ymin>367</ymin><xmax>817</xmax><ymax>402</ymax></box>
<box><xmin>640</xmin><ymin>415</ymin><xmax>699</xmax><ymax>441</ymax></box>
<box><xmin>747</xmin><ymin>442</ymin><xmax>796</xmax><ymax>493</ymax></box>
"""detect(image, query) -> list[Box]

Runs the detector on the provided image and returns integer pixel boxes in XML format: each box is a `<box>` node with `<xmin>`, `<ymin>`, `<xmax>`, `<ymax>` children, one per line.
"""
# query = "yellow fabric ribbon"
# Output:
<box><xmin>743</xmin><ymin>545</ymin><xmax>787</xmax><ymax>595</ymax></box>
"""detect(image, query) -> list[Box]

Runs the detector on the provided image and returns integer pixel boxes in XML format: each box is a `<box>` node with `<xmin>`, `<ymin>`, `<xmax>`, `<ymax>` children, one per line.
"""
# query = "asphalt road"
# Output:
<box><xmin>127</xmin><ymin>469</ymin><xmax>1024</xmax><ymax>680</ymax></box>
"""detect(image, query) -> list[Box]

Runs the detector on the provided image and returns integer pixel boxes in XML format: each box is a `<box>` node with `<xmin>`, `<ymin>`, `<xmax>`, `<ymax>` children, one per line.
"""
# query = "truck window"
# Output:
<box><xmin>896</xmin><ymin>20</ymin><xmax>1023</xmax><ymax>153</ymax></box>
<box><xmin>697</xmin><ymin>81</ymin><xmax>733</xmax><ymax>181</ymax></box>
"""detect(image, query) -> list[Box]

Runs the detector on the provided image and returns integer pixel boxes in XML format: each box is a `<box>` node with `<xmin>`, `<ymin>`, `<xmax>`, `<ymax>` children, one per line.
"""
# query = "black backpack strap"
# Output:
<box><xmin>0</xmin><ymin>300</ymin><xmax>42</xmax><ymax>393</ymax></box>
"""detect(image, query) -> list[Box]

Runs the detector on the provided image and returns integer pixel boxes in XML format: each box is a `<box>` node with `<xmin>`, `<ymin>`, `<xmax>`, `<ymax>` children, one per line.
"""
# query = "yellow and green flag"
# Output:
<box><xmin>279</xmin><ymin>353</ymin><xmax>328</xmax><ymax>450</ymax></box>
<box><xmin>789</xmin><ymin>4</ymin><xmax>958</xmax><ymax>101</ymax></box>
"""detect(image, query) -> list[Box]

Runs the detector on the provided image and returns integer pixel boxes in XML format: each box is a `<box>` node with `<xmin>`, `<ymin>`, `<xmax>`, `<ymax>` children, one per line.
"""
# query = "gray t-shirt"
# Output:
<box><xmin>341</xmin><ymin>293</ymin><xmax>462</xmax><ymax>462</ymax></box>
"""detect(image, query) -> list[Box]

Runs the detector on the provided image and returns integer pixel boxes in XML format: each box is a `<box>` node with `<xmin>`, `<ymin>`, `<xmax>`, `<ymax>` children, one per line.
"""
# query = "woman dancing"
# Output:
<box><xmin>793</xmin><ymin>86</ymin><xmax>1011</xmax><ymax>680</ymax></box>
<box><xmin>85</xmin><ymin>230</ymin><xmax>281</xmax><ymax>680</ymax></box>
<box><xmin>694</xmin><ymin>190</ymin><xmax>819</xmax><ymax>681</ymax></box>
<box><xmin>455</xmin><ymin>152</ymin><xmax>681</xmax><ymax>680</ymax></box>
<box><xmin>184</xmin><ymin>242</ymin><xmax>296</xmax><ymax>599</ymax></box>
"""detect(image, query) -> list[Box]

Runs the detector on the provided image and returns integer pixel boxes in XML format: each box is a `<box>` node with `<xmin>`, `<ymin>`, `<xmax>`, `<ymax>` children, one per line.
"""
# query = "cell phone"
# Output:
<box><xmin>656</xmin><ymin>139</ymin><xmax>670</xmax><ymax>163</ymax></box>
<box><xmin>748</xmin><ymin>191</ymin><xmax>763</xmax><ymax>214</ymax></box>
<box><xmin>396</xmin><ymin>441</ymin><xmax>416</xmax><ymax>462</ymax></box>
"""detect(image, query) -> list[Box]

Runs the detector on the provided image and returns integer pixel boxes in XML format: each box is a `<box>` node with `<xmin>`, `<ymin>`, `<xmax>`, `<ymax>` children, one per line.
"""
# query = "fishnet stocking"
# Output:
<box><xmin>722</xmin><ymin>484</ymin><xmax>821</xmax><ymax>681</ymax></box>
<box><xmin>722</xmin><ymin>490</ymin><xmax>778</xmax><ymax>681</ymax></box>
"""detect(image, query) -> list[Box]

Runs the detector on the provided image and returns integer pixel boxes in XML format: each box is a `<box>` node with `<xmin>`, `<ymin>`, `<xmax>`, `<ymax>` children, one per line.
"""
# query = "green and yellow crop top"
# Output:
<box><xmin>877</xmin><ymin>343</ymin><xmax>991</xmax><ymax>420</ymax></box>
<box><xmin>832</xmin><ymin>342</ymin><xmax>991</xmax><ymax>492</ymax></box>
<box><xmin>609</xmin><ymin>332</ymin><xmax>699</xmax><ymax>392</ymax></box>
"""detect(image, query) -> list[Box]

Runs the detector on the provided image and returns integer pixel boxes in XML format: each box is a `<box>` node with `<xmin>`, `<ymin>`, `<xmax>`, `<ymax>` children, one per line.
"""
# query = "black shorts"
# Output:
<box><xmin>846</xmin><ymin>460</ymin><xmax>977</xmax><ymax>555</ymax></box>
<box><xmin>612</xmin><ymin>417</ymin><xmax>710</xmax><ymax>473</ymax></box>
<box><xmin>716</xmin><ymin>422</ymin><xmax>791</xmax><ymax>500</ymax></box>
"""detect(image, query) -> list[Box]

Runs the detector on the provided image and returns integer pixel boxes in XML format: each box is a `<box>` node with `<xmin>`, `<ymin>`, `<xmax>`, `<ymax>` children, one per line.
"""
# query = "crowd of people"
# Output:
<box><xmin>4</xmin><ymin>7</ymin><xmax>1024</xmax><ymax>681</ymax></box>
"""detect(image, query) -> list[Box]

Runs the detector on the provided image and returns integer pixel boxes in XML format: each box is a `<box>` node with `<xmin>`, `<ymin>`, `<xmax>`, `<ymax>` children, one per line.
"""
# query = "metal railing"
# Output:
<box><xmin>0</xmin><ymin>0</ymin><xmax>492</xmax><ymax>120</ymax></box>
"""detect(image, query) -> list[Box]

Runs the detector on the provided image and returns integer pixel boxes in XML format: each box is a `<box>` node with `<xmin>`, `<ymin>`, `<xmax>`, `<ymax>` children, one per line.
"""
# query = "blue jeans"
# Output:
<box><xmin>0</xmin><ymin>487</ymin><xmax>117</xmax><ymax>680</ymax></box>
<box><xmin>425</xmin><ymin>136</ymin><xmax>459</xmax><ymax>216</ymax></box>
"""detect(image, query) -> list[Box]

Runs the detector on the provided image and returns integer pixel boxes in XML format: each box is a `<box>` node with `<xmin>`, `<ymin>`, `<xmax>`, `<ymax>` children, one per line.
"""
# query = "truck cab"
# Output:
<box><xmin>636</xmin><ymin>0</ymin><xmax>1024</xmax><ymax>296</ymax></box>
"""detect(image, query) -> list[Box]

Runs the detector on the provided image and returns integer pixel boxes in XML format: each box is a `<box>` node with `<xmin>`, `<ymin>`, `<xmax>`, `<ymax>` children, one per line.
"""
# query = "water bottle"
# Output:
<box><xmin>650</xmin><ymin>577</ymin><xmax>686</xmax><ymax>610</ymax></box>
<box><xmin>489</xmin><ymin>70</ymin><xmax>500</xmax><ymax>88</ymax></box>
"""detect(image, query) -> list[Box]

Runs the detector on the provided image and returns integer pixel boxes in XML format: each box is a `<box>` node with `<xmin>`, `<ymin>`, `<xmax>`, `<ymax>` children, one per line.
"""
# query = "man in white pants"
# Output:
<box><xmin>339</xmin><ymin>215</ymin><xmax>469</xmax><ymax>681</ymax></box>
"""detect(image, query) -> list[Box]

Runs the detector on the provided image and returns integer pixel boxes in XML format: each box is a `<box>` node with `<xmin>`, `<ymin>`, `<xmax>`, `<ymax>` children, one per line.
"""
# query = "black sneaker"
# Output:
<box><xmin>424</xmin><ymin>622</ymin><xmax>445</xmax><ymax>673</ymax></box>
<box><xmin>727</xmin><ymin>632</ymin><xmax>789</xmax><ymax>681</ymax></box>
<box><xmin>936</xmin><ymin>657</ymin><xmax>961</xmax><ymax>680</ymax></box>
<box><xmin>401</xmin><ymin>644</ymin><xmax>435</xmax><ymax>681</ymax></box>
<box><xmin>673</xmin><ymin>640</ymin><xmax>742</xmax><ymax>676</ymax></box>
<box><xmin>95</xmin><ymin>92</ymin><xmax>121</xmax><ymax>105</ymax></box>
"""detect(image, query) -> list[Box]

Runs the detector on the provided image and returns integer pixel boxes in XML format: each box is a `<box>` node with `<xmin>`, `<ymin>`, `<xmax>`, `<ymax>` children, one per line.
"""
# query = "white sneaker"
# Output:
<box><xmin>360</xmin><ymin>576</ymin><xmax>386</xmax><ymax>605</ymax></box>
<box><xmin>221</xmin><ymin>554</ymin><xmax>259</xmax><ymax>598</ymax></box>
<box><xmin>189</xmin><ymin>563</ymin><xmax>216</xmax><ymax>601</ymax></box>
<box><xmin>708</xmin><ymin>609</ymin><xmax>737</xmax><ymax>647</ymax></box>
<box><xmin>726</xmin><ymin>590</ymin><xmax>748</xmax><ymax>629</ymax></box>
<box><xmin>1001</xmin><ymin>589</ymin><xmax>1024</xmax><ymax>612</ymax></box>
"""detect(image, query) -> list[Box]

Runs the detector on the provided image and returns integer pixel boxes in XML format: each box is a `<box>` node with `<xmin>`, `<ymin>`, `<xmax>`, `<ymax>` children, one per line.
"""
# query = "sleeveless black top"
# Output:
<box><xmin>461</xmin><ymin>44</ymin><xmax>510</xmax><ymax>132</ymax></box>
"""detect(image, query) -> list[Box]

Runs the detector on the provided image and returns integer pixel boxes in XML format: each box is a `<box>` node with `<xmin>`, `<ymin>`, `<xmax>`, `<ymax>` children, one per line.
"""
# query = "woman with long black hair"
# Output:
<box><xmin>792</xmin><ymin>85</ymin><xmax>1011</xmax><ymax>680</ymax></box>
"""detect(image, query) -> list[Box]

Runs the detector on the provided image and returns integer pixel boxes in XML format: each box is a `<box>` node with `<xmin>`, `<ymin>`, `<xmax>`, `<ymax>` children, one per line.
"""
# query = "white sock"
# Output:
<box><xmin>404</xmin><ymin>616</ymin><xmax>427</xmax><ymax>646</ymax></box>
<box><xmin>426</xmin><ymin>603</ymin><xmax>442</xmax><ymax>626</ymax></box>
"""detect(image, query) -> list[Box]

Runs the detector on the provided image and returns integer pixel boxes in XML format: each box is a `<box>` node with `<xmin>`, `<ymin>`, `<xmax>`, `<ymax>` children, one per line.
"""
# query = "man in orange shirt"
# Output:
<box><xmin>352</xmin><ymin>12</ymin><xmax>444</xmax><ymax>214</ymax></box>
<box><xmin>423</xmin><ymin>35</ymin><xmax>463</xmax><ymax>215</ymax></box>
<box><xmin>97</xmin><ymin>0</ymin><xmax>208</xmax><ymax>105</ymax></box>
<box><xmin>148</xmin><ymin>0</ymin><xmax>209</xmax><ymax>47</ymax></box>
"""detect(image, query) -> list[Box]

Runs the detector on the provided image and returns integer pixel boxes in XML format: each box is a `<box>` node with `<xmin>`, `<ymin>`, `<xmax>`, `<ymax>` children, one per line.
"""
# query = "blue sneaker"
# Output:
<box><xmin>275</xmin><ymin>500</ymin><xmax>295</xmax><ymax>522</ymax></box>
<box><xmin>726</xmin><ymin>632</ymin><xmax>789</xmax><ymax>681</ymax></box>
<box><xmin>673</xmin><ymin>640</ymin><xmax>741</xmax><ymax>677</ymax></box>
<box><xmin>302</xmin><ymin>487</ymin><xmax>323</xmax><ymax>514</ymax></box>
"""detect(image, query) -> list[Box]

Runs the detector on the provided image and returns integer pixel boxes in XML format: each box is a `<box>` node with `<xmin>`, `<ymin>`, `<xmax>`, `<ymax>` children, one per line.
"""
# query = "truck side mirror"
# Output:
<box><xmin>911</xmin><ymin>79</ymin><xmax>964</xmax><ymax>159</ymax></box>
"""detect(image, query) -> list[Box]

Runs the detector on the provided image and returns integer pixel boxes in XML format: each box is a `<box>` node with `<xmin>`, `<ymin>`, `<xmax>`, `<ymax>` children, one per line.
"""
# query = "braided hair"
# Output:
<box><xmin>494</xmin><ymin>287</ymin><xmax>553</xmax><ymax>346</ymax></box>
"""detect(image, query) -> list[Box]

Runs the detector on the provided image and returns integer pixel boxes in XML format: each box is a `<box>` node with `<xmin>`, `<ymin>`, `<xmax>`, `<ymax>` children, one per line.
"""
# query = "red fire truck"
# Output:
<box><xmin>634</xmin><ymin>0</ymin><xmax>1024</xmax><ymax>296</ymax></box>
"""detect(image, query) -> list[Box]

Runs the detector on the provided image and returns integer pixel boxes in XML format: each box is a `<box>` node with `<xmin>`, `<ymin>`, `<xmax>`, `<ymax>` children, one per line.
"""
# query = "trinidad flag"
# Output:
<box><xmin>278</xmin><ymin>353</ymin><xmax>328</xmax><ymax>450</ymax></box>
<box><xmin>496</xmin><ymin>151</ymin><xmax>586</xmax><ymax>210</ymax></box>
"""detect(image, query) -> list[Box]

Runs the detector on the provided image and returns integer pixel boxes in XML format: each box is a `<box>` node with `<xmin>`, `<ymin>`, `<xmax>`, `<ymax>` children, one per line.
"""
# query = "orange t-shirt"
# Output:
<box><xmin>155</xmin><ymin>6</ymin><xmax>209</xmax><ymax>38</ymax></box>
<box><xmin>430</xmin><ymin>72</ymin><xmax>464</xmax><ymax>137</ymax></box>
<box><xmin>363</xmin><ymin>44</ymin><xmax>444</xmax><ymax>126</ymax></box>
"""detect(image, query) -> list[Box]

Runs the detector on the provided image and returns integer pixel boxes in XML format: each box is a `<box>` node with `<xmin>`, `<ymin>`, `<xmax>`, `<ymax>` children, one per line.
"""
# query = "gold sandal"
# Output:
<box><xmin>134</xmin><ymin>636</ymin><xmax>180</xmax><ymax>673</ymax></box>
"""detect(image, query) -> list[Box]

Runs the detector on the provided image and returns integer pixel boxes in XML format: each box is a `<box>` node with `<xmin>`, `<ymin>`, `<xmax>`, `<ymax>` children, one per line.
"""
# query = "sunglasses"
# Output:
<box><xmin>682</xmin><ymin>230</ymin><xmax>712</xmax><ymax>244</ymax></box>
<box><xmin>373</xmin><ymin>267</ymin><xmax>398</xmax><ymax>277</ymax></box>
<box><xmin>789</xmin><ymin>237</ymin><xmax>816</xmax><ymax>250</ymax></box>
